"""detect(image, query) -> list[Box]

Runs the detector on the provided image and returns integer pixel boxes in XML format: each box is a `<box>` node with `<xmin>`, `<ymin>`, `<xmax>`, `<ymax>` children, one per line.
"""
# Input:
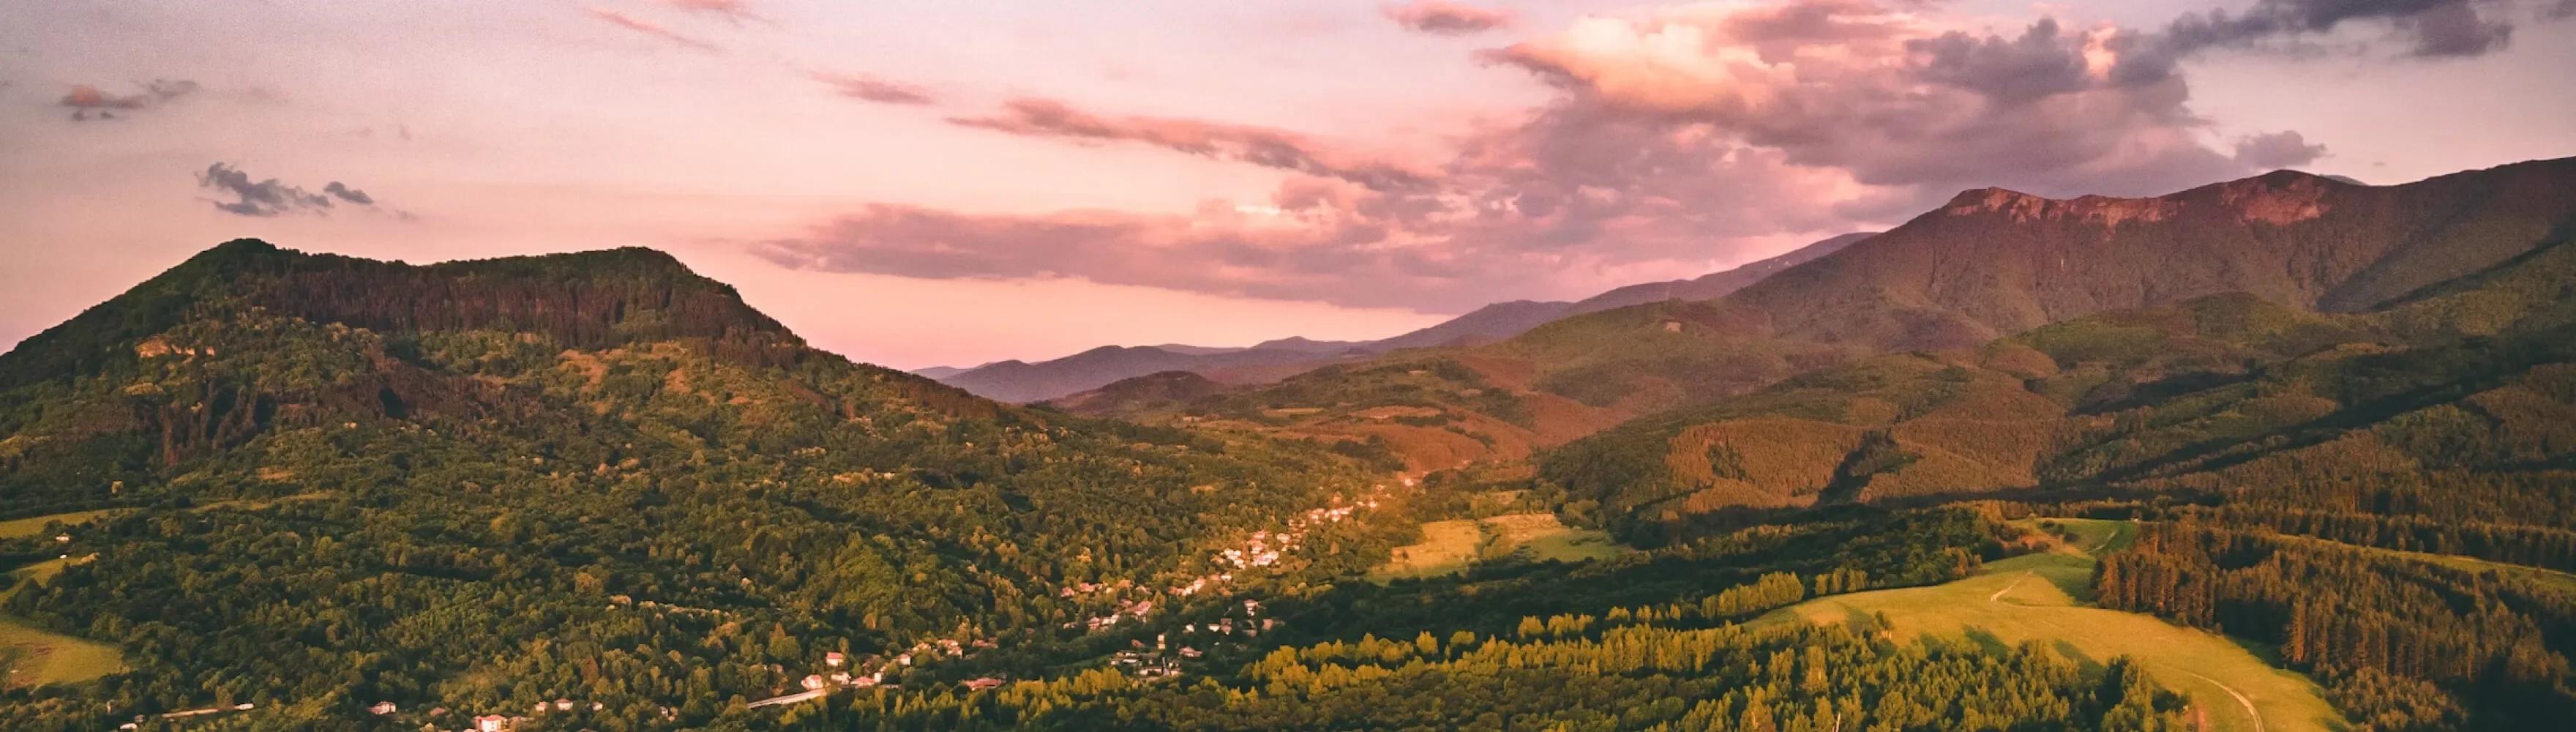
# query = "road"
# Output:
<box><xmin>746</xmin><ymin>689</ymin><xmax>830</xmax><ymax>709</ymax></box>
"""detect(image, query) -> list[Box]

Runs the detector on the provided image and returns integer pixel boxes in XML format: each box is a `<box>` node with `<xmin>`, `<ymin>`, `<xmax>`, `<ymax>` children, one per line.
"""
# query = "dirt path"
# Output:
<box><xmin>2180</xmin><ymin>669</ymin><xmax>2264</xmax><ymax>732</ymax></box>
<box><xmin>1988</xmin><ymin>572</ymin><xmax>2030</xmax><ymax>602</ymax></box>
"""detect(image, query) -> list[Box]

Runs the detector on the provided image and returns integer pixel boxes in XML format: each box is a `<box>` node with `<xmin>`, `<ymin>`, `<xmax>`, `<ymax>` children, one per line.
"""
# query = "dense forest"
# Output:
<box><xmin>0</xmin><ymin>242</ymin><xmax>1390</xmax><ymax>729</ymax></box>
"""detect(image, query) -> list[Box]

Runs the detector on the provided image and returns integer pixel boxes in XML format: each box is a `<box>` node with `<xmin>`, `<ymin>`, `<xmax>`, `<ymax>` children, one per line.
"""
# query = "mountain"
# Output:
<box><xmin>938</xmin><ymin>234</ymin><xmax>1878</xmax><ymax>404</ymax></box>
<box><xmin>932</xmin><ymin>343</ymin><xmax>1349</xmax><ymax>403</ymax></box>
<box><xmin>1564</xmin><ymin>232</ymin><xmax>1874</xmax><ymax>315</ymax></box>
<box><xmin>1041</xmin><ymin>370</ymin><xmax>1229</xmax><ymax>417</ymax></box>
<box><xmin>1545</xmin><ymin>234</ymin><xmax>2576</xmax><ymax>537</ymax></box>
<box><xmin>1517</xmin><ymin>224</ymin><xmax>2576</xmax><ymax>726</ymax></box>
<box><xmin>1097</xmin><ymin>158</ymin><xmax>2576</xmax><ymax>471</ymax></box>
<box><xmin>909</xmin><ymin>365</ymin><xmax>976</xmax><ymax>379</ymax></box>
<box><xmin>1358</xmin><ymin>300</ymin><xmax>1576</xmax><ymax>351</ymax></box>
<box><xmin>1246</xmin><ymin>336</ymin><xmax>1367</xmax><ymax>354</ymax></box>
<box><xmin>0</xmin><ymin>239</ymin><xmax>1377</xmax><ymax>728</ymax></box>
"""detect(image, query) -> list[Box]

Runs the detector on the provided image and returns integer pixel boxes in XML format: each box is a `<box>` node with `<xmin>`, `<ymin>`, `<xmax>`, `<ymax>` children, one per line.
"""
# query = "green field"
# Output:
<box><xmin>2</xmin><ymin>559</ymin><xmax>126</xmax><ymax>688</ymax></box>
<box><xmin>1368</xmin><ymin>512</ymin><xmax>1625</xmax><ymax>583</ymax></box>
<box><xmin>1764</xmin><ymin>518</ymin><xmax>2337</xmax><ymax>732</ymax></box>
<box><xmin>0</xmin><ymin>509</ymin><xmax>130</xmax><ymax>540</ymax></box>
<box><xmin>0</xmin><ymin>497</ymin><xmax>333</xmax><ymax>690</ymax></box>
<box><xmin>0</xmin><ymin>495</ymin><xmax>329</xmax><ymax>542</ymax></box>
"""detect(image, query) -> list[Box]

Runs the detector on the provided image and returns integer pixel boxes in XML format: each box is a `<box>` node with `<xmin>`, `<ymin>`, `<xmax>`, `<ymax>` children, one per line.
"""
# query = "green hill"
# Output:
<box><xmin>0</xmin><ymin>241</ymin><xmax>1379</xmax><ymax>728</ymax></box>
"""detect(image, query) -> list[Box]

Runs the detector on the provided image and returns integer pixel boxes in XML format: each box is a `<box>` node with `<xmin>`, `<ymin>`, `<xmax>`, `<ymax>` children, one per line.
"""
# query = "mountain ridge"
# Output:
<box><xmin>1079</xmin><ymin>157</ymin><xmax>2576</xmax><ymax>471</ymax></box>
<box><xmin>932</xmin><ymin>233</ymin><xmax>1877</xmax><ymax>403</ymax></box>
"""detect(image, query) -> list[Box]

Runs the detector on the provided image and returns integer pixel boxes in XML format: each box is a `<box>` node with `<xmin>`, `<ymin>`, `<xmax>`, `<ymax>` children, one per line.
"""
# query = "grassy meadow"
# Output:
<box><xmin>1368</xmin><ymin>512</ymin><xmax>1626</xmax><ymax>583</ymax></box>
<box><xmin>1764</xmin><ymin>518</ymin><xmax>2337</xmax><ymax>732</ymax></box>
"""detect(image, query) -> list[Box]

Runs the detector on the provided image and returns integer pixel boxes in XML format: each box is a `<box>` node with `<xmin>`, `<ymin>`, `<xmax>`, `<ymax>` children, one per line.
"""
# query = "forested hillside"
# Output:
<box><xmin>1525</xmin><ymin>203</ymin><xmax>2576</xmax><ymax>727</ymax></box>
<box><xmin>0</xmin><ymin>241</ymin><xmax>1384</xmax><ymax>729</ymax></box>
<box><xmin>1110</xmin><ymin>159</ymin><xmax>2576</xmax><ymax>472</ymax></box>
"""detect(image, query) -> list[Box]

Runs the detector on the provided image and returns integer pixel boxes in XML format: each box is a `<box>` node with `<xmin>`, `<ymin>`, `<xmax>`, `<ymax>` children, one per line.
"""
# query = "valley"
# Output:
<box><xmin>2</xmin><ymin>158</ymin><xmax>2573</xmax><ymax>730</ymax></box>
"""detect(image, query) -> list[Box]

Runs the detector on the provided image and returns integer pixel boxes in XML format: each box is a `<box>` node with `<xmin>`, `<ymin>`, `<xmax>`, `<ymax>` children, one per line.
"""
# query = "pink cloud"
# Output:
<box><xmin>811</xmin><ymin>72</ymin><xmax>937</xmax><ymax>105</ymax></box>
<box><xmin>763</xmin><ymin>0</ymin><xmax>2396</xmax><ymax>313</ymax></box>
<box><xmin>1487</xmin><ymin>2</ymin><xmax>2259</xmax><ymax>200</ymax></box>
<box><xmin>584</xmin><ymin>7</ymin><xmax>720</xmax><ymax>52</ymax></box>
<box><xmin>948</xmin><ymin>97</ymin><xmax>1437</xmax><ymax>193</ymax></box>
<box><xmin>662</xmin><ymin>0</ymin><xmax>763</xmax><ymax>23</ymax></box>
<box><xmin>57</xmin><ymin>80</ymin><xmax>198</xmax><ymax>121</ymax></box>
<box><xmin>1383</xmin><ymin>1</ymin><xmax>1517</xmax><ymax>34</ymax></box>
<box><xmin>764</xmin><ymin>96</ymin><xmax>1861</xmax><ymax>312</ymax></box>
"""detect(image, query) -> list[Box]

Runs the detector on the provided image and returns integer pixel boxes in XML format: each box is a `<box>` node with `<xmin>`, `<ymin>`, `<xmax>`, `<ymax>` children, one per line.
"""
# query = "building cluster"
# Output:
<box><xmin>427</xmin><ymin>482</ymin><xmax>1404</xmax><ymax>718</ymax></box>
<box><xmin>1066</xmin><ymin>488</ymin><xmax>1388</xmax><ymax>635</ymax></box>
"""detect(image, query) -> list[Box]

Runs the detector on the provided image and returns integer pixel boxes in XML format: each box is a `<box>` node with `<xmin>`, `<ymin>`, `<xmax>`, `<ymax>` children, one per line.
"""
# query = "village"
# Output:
<box><xmin>67</xmin><ymin>474</ymin><xmax>1396</xmax><ymax>731</ymax></box>
<box><xmin>362</xmin><ymin>482</ymin><xmax>1397</xmax><ymax>728</ymax></box>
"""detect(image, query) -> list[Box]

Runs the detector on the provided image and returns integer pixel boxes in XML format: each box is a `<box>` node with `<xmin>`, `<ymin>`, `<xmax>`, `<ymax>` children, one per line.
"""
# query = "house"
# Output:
<box><xmin>801</xmin><ymin>674</ymin><xmax>828</xmax><ymax>691</ymax></box>
<box><xmin>1178</xmin><ymin>646</ymin><xmax>1202</xmax><ymax>659</ymax></box>
<box><xmin>368</xmin><ymin>701</ymin><xmax>398</xmax><ymax>715</ymax></box>
<box><xmin>962</xmin><ymin>677</ymin><xmax>1006</xmax><ymax>691</ymax></box>
<box><xmin>824</xmin><ymin>651</ymin><xmax>846</xmax><ymax>667</ymax></box>
<box><xmin>553</xmin><ymin>698</ymin><xmax>573</xmax><ymax>712</ymax></box>
<box><xmin>473</xmin><ymin>714</ymin><xmax>510</xmax><ymax>732</ymax></box>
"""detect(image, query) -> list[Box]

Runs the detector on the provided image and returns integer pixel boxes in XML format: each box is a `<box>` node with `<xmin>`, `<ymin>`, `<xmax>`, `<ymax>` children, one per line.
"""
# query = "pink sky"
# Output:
<box><xmin>2</xmin><ymin>0</ymin><xmax>2572</xmax><ymax>369</ymax></box>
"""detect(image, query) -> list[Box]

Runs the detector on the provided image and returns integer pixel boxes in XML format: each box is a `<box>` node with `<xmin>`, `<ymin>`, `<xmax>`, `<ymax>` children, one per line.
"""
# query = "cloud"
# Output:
<box><xmin>323</xmin><ymin>182</ymin><xmax>376</xmax><ymax>206</ymax></box>
<box><xmin>197</xmin><ymin>163</ymin><xmax>394</xmax><ymax>217</ymax></box>
<box><xmin>1489</xmin><ymin>3</ymin><xmax>2248</xmax><ymax>201</ymax></box>
<box><xmin>759</xmin><ymin>200</ymin><xmax>1560</xmax><ymax>313</ymax></box>
<box><xmin>948</xmin><ymin>97</ymin><xmax>1437</xmax><ymax>192</ymax></box>
<box><xmin>2397</xmin><ymin>2</ymin><xmax>2515</xmax><ymax>56</ymax></box>
<box><xmin>1383</xmin><ymin>1</ymin><xmax>1517</xmax><ymax>34</ymax></box>
<box><xmin>584</xmin><ymin>7</ymin><xmax>720</xmax><ymax>51</ymax></box>
<box><xmin>2119</xmin><ymin>0</ymin><xmax>2543</xmax><ymax>78</ymax></box>
<box><xmin>765</xmin><ymin>97</ymin><xmax>1861</xmax><ymax>312</ymax></box>
<box><xmin>2233</xmin><ymin>130</ymin><xmax>2329</xmax><ymax>170</ymax></box>
<box><xmin>754</xmin><ymin>0</ymin><xmax>2554</xmax><ymax>313</ymax></box>
<box><xmin>812</xmin><ymin>72</ymin><xmax>937</xmax><ymax>105</ymax></box>
<box><xmin>662</xmin><ymin>0</ymin><xmax>763</xmax><ymax>23</ymax></box>
<box><xmin>58</xmin><ymin>79</ymin><xmax>198</xmax><ymax>121</ymax></box>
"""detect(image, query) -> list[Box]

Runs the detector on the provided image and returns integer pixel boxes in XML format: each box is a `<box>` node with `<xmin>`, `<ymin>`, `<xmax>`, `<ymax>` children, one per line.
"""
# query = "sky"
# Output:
<box><xmin>1</xmin><ymin>1</ymin><xmax>2571</xmax><ymax>370</ymax></box>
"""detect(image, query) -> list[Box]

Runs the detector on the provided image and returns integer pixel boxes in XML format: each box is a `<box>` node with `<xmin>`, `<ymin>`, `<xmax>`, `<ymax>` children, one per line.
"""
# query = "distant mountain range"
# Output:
<box><xmin>1068</xmin><ymin>158</ymin><xmax>2576</xmax><ymax>471</ymax></box>
<box><xmin>918</xmin><ymin>232</ymin><xmax>1875</xmax><ymax>403</ymax></box>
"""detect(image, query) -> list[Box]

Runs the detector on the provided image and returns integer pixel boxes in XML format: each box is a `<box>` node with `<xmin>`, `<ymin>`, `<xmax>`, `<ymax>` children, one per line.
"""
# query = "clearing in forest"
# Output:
<box><xmin>1368</xmin><ymin>512</ymin><xmax>1624</xmax><ymax>583</ymax></box>
<box><xmin>1</xmin><ymin>559</ymin><xmax>127</xmax><ymax>688</ymax></box>
<box><xmin>0</xmin><ymin>501</ymin><xmax>322</xmax><ymax>687</ymax></box>
<box><xmin>0</xmin><ymin>509</ymin><xmax>130</xmax><ymax>540</ymax></box>
<box><xmin>1764</xmin><ymin>518</ymin><xmax>2337</xmax><ymax>732</ymax></box>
